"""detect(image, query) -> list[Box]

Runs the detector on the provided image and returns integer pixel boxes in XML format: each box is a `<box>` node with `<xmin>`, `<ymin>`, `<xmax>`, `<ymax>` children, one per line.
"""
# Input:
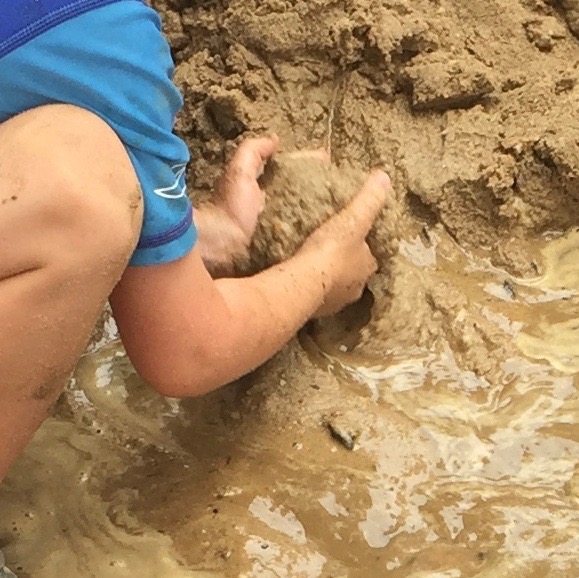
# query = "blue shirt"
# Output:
<box><xmin>0</xmin><ymin>0</ymin><xmax>197</xmax><ymax>266</ymax></box>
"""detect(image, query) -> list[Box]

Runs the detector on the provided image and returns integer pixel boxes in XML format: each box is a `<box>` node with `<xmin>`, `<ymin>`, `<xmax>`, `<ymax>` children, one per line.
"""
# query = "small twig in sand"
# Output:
<box><xmin>326</xmin><ymin>73</ymin><xmax>350</xmax><ymax>163</ymax></box>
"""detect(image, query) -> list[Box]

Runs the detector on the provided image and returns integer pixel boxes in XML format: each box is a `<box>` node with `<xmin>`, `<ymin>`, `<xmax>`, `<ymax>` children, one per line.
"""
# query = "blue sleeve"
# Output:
<box><xmin>126</xmin><ymin>148</ymin><xmax>197</xmax><ymax>266</ymax></box>
<box><xmin>0</xmin><ymin>0</ymin><xmax>198</xmax><ymax>266</ymax></box>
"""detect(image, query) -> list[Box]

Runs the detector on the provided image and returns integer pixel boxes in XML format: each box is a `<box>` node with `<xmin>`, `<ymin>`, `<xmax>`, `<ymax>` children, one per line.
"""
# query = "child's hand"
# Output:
<box><xmin>298</xmin><ymin>170</ymin><xmax>392</xmax><ymax>317</ymax></box>
<box><xmin>195</xmin><ymin>136</ymin><xmax>279</xmax><ymax>276</ymax></box>
<box><xmin>216</xmin><ymin>135</ymin><xmax>279</xmax><ymax>242</ymax></box>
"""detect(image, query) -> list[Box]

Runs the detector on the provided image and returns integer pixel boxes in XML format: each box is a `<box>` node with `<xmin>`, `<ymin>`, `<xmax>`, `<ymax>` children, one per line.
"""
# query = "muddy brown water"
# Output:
<box><xmin>0</xmin><ymin>228</ymin><xmax>577</xmax><ymax>578</ymax></box>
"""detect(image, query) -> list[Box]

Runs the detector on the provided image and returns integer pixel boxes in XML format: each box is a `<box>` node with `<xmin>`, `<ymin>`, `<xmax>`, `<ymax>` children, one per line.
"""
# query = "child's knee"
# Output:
<box><xmin>51</xmin><ymin>169</ymin><xmax>142</xmax><ymax>273</ymax></box>
<box><xmin>0</xmin><ymin>104</ymin><xmax>143</xmax><ymax>276</ymax></box>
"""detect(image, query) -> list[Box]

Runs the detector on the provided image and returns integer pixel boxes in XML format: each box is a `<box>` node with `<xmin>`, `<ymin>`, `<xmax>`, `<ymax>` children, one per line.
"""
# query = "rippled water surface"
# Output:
<box><xmin>0</xmin><ymin>231</ymin><xmax>577</xmax><ymax>577</ymax></box>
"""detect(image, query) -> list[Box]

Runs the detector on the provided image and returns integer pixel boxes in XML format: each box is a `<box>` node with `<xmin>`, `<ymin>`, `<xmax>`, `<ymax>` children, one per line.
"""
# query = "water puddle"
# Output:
<box><xmin>0</xmin><ymin>228</ymin><xmax>577</xmax><ymax>577</ymax></box>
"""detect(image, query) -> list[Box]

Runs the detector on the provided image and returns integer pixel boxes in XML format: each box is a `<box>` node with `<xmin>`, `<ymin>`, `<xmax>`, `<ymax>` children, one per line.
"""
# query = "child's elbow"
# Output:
<box><xmin>136</xmin><ymin>357</ymin><xmax>226</xmax><ymax>399</ymax></box>
<box><xmin>124</xmin><ymin>334</ymin><xmax>236</xmax><ymax>398</ymax></box>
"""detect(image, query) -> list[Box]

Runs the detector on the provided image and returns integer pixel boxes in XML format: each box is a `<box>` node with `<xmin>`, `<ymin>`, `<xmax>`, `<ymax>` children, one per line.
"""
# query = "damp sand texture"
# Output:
<box><xmin>1</xmin><ymin>0</ymin><xmax>579</xmax><ymax>577</ymax></box>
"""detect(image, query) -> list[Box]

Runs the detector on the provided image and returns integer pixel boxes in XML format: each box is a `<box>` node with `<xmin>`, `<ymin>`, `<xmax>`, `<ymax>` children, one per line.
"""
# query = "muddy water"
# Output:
<box><xmin>0</xmin><ymin>231</ymin><xmax>578</xmax><ymax>578</ymax></box>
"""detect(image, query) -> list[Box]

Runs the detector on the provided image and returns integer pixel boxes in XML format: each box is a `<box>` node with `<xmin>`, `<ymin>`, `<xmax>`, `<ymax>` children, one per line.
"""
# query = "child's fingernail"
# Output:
<box><xmin>376</xmin><ymin>171</ymin><xmax>391</xmax><ymax>188</ymax></box>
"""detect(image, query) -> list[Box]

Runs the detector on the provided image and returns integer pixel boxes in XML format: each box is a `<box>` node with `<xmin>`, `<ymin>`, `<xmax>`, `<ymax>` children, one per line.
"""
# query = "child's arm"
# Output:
<box><xmin>110</xmin><ymin>143</ymin><xmax>390</xmax><ymax>398</ymax></box>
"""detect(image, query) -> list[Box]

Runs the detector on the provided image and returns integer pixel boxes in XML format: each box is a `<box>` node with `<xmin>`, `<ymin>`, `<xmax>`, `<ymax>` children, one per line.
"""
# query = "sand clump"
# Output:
<box><xmin>235</xmin><ymin>154</ymin><xmax>402</xmax><ymax>274</ymax></box>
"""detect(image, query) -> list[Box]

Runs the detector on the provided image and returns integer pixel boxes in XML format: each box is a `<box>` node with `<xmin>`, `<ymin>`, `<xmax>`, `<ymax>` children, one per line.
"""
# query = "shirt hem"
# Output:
<box><xmin>136</xmin><ymin>204</ymin><xmax>193</xmax><ymax>250</ymax></box>
<box><xmin>129</xmin><ymin>223</ymin><xmax>197</xmax><ymax>267</ymax></box>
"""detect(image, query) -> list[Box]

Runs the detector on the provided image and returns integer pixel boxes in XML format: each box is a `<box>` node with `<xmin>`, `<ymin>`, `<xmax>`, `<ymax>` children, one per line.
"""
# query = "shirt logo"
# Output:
<box><xmin>153</xmin><ymin>163</ymin><xmax>187</xmax><ymax>199</ymax></box>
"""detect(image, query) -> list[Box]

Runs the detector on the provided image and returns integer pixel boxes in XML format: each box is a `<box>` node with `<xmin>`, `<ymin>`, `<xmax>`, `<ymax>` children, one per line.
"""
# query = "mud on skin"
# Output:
<box><xmin>1</xmin><ymin>0</ymin><xmax>579</xmax><ymax>577</ymax></box>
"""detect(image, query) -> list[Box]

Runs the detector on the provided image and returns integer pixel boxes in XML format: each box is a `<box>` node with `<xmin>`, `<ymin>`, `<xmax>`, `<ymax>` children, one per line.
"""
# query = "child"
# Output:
<box><xmin>0</xmin><ymin>2</ymin><xmax>390</xmax><ymax>574</ymax></box>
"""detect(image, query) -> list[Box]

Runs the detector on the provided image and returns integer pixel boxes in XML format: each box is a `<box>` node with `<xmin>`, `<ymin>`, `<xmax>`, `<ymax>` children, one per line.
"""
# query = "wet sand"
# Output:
<box><xmin>2</xmin><ymin>0</ymin><xmax>579</xmax><ymax>575</ymax></box>
<box><xmin>1</xmin><ymin>229</ymin><xmax>578</xmax><ymax>577</ymax></box>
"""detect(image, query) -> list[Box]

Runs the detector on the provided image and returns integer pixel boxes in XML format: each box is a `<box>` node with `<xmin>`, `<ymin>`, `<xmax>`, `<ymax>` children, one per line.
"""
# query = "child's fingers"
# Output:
<box><xmin>338</xmin><ymin>170</ymin><xmax>392</xmax><ymax>235</ymax></box>
<box><xmin>229</xmin><ymin>136</ymin><xmax>280</xmax><ymax>179</ymax></box>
